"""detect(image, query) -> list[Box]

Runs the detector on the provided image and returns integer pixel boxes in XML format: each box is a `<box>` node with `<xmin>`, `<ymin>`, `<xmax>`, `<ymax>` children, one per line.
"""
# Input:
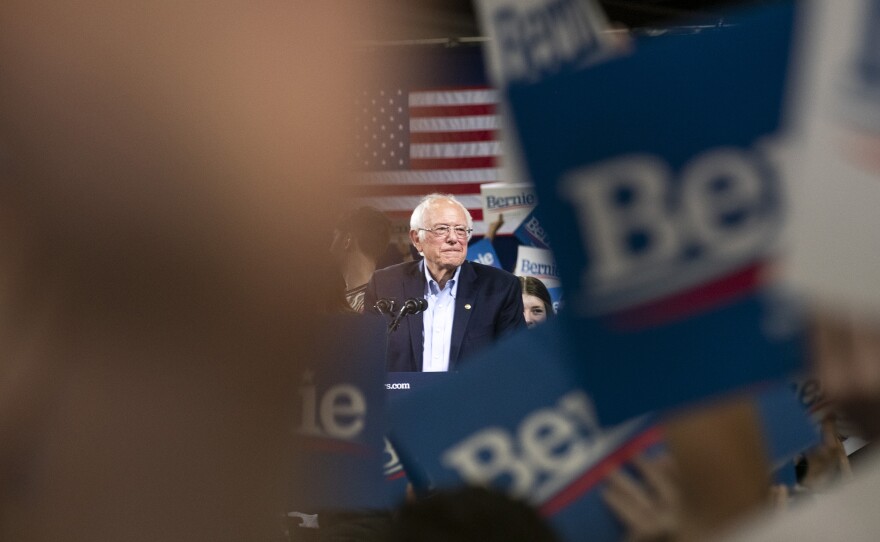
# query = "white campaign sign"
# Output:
<box><xmin>782</xmin><ymin>0</ymin><xmax>880</xmax><ymax>315</ymax></box>
<box><xmin>481</xmin><ymin>182</ymin><xmax>539</xmax><ymax>234</ymax></box>
<box><xmin>474</xmin><ymin>0</ymin><xmax>613</xmax><ymax>87</ymax></box>
<box><xmin>515</xmin><ymin>245</ymin><xmax>562</xmax><ymax>288</ymax></box>
<box><xmin>473</xmin><ymin>0</ymin><xmax>616</xmax><ymax>196</ymax></box>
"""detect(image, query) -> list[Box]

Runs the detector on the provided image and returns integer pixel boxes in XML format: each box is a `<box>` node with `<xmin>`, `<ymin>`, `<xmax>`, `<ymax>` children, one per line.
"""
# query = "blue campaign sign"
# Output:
<box><xmin>383</xmin><ymin>372</ymin><xmax>454</xmax><ymax>504</ymax></box>
<box><xmin>514</xmin><ymin>209</ymin><xmax>552</xmax><ymax>249</ymax></box>
<box><xmin>382</xmin><ymin>437</ymin><xmax>410</xmax><ymax>505</ymax></box>
<box><xmin>387</xmin><ymin>323</ymin><xmax>663</xmax><ymax>542</ymax></box>
<box><xmin>385</xmin><ymin>327</ymin><xmax>813</xmax><ymax>540</ymax></box>
<box><xmin>467</xmin><ymin>238</ymin><xmax>502</xmax><ymax>269</ymax></box>
<box><xmin>386</xmin><ymin>371</ymin><xmax>453</xmax><ymax>399</ymax></box>
<box><xmin>287</xmin><ymin>314</ymin><xmax>390</xmax><ymax>511</ymax></box>
<box><xmin>382</xmin><ymin>372</ymin><xmax>455</xmax><ymax>503</ymax></box>
<box><xmin>754</xmin><ymin>381</ymin><xmax>820</xmax><ymax>472</ymax></box>
<box><xmin>504</xmin><ymin>1</ymin><xmax>805</xmax><ymax>424</ymax></box>
<box><xmin>548</xmin><ymin>286</ymin><xmax>564</xmax><ymax>314</ymax></box>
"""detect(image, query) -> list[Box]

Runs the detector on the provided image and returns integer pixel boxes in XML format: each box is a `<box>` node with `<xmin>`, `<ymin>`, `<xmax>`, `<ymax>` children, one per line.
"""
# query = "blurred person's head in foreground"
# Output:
<box><xmin>389</xmin><ymin>486</ymin><xmax>559</xmax><ymax>542</ymax></box>
<box><xmin>0</xmin><ymin>1</ymin><xmax>381</xmax><ymax>540</ymax></box>
<box><xmin>519</xmin><ymin>276</ymin><xmax>554</xmax><ymax>328</ymax></box>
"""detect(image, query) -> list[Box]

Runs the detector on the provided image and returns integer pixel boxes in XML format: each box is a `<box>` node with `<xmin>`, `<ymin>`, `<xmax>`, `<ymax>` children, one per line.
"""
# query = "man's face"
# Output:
<box><xmin>411</xmin><ymin>200</ymin><xmax>468</xmax><ymax>274</ymax></box>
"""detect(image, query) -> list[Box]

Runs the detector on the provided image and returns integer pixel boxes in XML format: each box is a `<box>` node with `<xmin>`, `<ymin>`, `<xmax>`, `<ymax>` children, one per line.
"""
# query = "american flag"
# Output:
<box><xmin>353</xmin><ymin>86</ymin><xmax>503</xmax><ymax>235</ymax></box>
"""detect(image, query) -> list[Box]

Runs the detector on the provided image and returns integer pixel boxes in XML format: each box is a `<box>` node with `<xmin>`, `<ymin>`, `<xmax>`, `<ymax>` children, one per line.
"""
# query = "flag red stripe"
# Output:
<box><xmin>410</xmin><ymin>130</ymin><xmax>498</xmax><ymax>143</ymax></box>
<box><xmin>411</xmin><ymin>157</ymin><xmax>497</xmax><ymax>170</ymax></box>
<box><xmin>539</xmin><ymin>427</ymin><xmax>664</xmax><ymax>517</ymax></box>
<box><xmin>410</xmin><ymin>104</ymin><xmax>496</xmax><ymax>117</ymax></box>
<box><xmin>351</xmin><ymin>183</ymin><xmax>485</xmax><ymax>197</ymax></box>
<box><xmin>609</xmin><ymin>263</ymin><xmax>767</xmax><ymax>330</ymax></box>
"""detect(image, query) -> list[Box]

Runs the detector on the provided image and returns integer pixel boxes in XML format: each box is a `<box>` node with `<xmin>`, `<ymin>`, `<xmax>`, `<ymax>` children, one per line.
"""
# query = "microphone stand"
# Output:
<box><xmin>374</xmin><ymin>298</ymin><xmax>427</xmax><ymax>373</ymax></box>
<box><xmin>388</xmin><ymin>299</ymin><xmax>428</xmax><ymax>335</ymax></box>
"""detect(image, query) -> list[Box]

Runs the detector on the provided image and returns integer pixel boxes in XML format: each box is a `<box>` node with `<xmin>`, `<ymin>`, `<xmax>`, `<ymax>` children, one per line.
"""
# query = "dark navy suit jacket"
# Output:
<box><xmin>363</xmin><ymin>259</ymin><xmax>526</xmax><ymax>372</ymax></box>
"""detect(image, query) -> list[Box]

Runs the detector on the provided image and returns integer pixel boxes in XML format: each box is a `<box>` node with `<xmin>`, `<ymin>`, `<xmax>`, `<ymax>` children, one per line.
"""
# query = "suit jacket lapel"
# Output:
<box><xmin>403</xmin><ymin>261</ymin><xmax>426</xmax><ymax>371</ymax></box>
<box><xmin>449</xmin><ymin>261</ymin><xmax>478</xmax><ymax>371</ymax></box>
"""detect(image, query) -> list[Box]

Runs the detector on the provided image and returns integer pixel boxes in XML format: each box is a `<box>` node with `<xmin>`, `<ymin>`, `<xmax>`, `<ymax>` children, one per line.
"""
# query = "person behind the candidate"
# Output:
<box><xmin>330</xmin><ymin>206</ymin><xmax>391</xmax><ymax>313</ymax></box>
<box><xmin>518</xmin><ymin>276</ymin><xmax>555</xmax><ymax>328</ymax></box>
<box><xmin>364</xmin><ymin>193</ymin><xmax>526</xmax><ymax>372</ymax></box>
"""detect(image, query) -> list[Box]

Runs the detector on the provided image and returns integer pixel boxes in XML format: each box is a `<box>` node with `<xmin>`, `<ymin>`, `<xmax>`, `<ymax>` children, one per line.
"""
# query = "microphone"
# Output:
<box><xmin>373</xmin><ymin>298</ymin><xmax>397</xmax><ymax>316</ymax></box>
<box><xmin>388</xmin><ymin>297</ymin><xmax>429</xmax><ymax>333</ymax></box>
<box><xmin>401</xmin><ymin>298</ymin><xmax>428</xmax><ymax>314</ymax></box>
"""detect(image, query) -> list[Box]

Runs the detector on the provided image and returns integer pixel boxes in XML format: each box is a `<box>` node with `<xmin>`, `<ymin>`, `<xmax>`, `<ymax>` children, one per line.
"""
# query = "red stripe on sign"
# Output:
<box><xmin>351</xmin><ymin>183</ymin><xmax>485</xmax><ymax>197</ymax></box>
<box><xmin>539</xmin><ymin>426</ymin><xmax>664</xmax><ymax>517</ymax></box>
<box><xmin>410</xmin><ymin>130</ymin><xmax>498</xmax><ymax>144</ymax></box>
<box><xmin>609</xmin><ymin>262</ymin><xmax>767</xmax><ymax>331</ymax></box>
<box><xmin>386</xmin><ymin>470</ymin><xmax>407</xmax><ymax>482</ymax></box>
<box><xmin>409</xmin><ymin>104</ymin><xmax>497</xmax><ymax>117</ymax></box>
<box><xmin>411</xmin><ymin>157</ymin><xmax>497</xmax><ymax>170</ymax></box>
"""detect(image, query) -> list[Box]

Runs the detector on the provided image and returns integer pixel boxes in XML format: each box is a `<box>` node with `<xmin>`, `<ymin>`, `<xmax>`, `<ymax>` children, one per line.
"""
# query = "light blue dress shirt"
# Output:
<box><xmin>421</xmin><ymin>262</ymin><xmax>460</xmax><ymax>372</ymax></box>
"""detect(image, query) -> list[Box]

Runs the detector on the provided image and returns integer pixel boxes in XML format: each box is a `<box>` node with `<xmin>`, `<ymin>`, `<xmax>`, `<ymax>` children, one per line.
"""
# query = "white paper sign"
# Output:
<box><xmin>480</xmin><ymin>182</ymin><xmax>538</xmax><ymax>234</ymax></box>
<box><xmin>515</xmin><ymin>245</ymin><xmax>561</xmax><ymax>288</ymax></box>
<box><xmin>473</xmin><ymin>0</ymin><xmax>616</xmax><ymax>191</ymax></box>
<box><xmin>782</xmin><ymin>0</ymin><xmax>880</xmax><ymax>315</ymax></box>
<box><xmin>473</xmin><ymin>0</ymin><xmax>614</xmax><ymax>87</ymax></box>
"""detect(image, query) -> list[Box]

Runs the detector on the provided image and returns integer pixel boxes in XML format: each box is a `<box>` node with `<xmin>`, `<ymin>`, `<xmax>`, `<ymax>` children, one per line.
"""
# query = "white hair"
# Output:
<box><xmin>409</xmin><ymin>193</ymin><xmax>474</xmax><ymax>242</ymax></box>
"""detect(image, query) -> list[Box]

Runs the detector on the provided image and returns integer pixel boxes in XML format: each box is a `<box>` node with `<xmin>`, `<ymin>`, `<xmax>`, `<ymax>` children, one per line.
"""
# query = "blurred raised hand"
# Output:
<box><xmin>603</xmin><ymin>453</ymin><xmax>682</xmax><ymax>542</ymax></box>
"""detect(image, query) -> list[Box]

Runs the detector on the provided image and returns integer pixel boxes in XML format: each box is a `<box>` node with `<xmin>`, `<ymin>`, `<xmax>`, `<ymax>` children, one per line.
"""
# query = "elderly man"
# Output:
<box><xmin>364</xmin><ymin>193</ymin><xmax>525</xmax><ymax>372</ymax></box>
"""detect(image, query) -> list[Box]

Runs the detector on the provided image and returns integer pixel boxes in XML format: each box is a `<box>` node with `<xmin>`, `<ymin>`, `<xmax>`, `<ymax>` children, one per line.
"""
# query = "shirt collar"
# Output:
<box><xmin>422</xmin><ymin>259</ymin><xmax>461</xmax><ymax>297</ymax></box>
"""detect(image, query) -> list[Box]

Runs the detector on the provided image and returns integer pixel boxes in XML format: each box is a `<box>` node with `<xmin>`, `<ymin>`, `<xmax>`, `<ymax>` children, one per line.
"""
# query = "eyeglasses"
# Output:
<box><xmin>418</xmin><ymin>224</ymin><xmax>473</xmax><ymax>239</ymax></box>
